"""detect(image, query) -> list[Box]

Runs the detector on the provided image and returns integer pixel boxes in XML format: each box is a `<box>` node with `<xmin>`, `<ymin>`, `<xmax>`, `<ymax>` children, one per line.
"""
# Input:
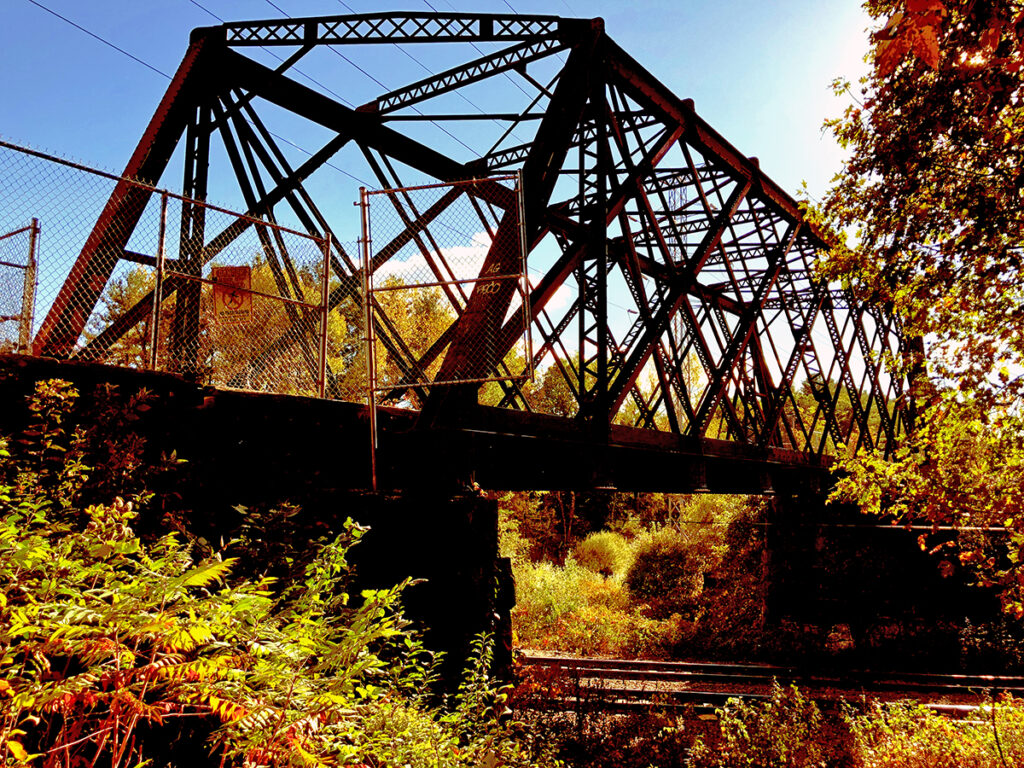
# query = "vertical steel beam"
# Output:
<box><xmin>577</xmin><ymin>76</ymin><xmax>610</xmax><ymax>431</ymax></box>
<box><xmin>170</xmin><ymin>101</ymin><xmax>212</xmax><ymax>375</ymax></box>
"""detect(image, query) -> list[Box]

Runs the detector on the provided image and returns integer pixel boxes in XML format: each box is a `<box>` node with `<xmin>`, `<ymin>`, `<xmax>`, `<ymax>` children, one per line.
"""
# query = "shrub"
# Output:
<box><xmin>684</xmin><ymin>506</ymin><xmax>770</xmax><ymax>659</ymax></box>
<box><xmin>0</xmin><ymin>379</ymin><xmax>558</xmax><ymax>767</ymax></box>
<box><xmin>625</xmin><ymin>527</ymin><xmax>711</xmax><ymax>616</ymax></box>
<box><xmin>573</xmin><ymin>530</ymin><xmax>633</xmax><ymax>578</ymax></box>
<box><xmin>513</xmin><ymin>560</ymin><xmax>597</xmax><ymax>640</ymax></box>
<box><xmin>512</xmin><ymin>560</ymin><xmax>678</xmax><ymax>657</ymax></box>
<box><xmin>688</xmin><ymin>683</ymin><xmax>846</xmax><ymax>768</ymax></box>
<box><xmin>848</xmin><ymin>698</ymin><xmax>1024</xmax><ymax>768</ymax></box>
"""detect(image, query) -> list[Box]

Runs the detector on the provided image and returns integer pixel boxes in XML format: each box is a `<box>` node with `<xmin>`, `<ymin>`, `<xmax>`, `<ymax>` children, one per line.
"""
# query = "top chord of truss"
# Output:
<box><xmin>207</xmin><ymin>13</ymin><xmax>590</xmax><ymax>47</ymax></box>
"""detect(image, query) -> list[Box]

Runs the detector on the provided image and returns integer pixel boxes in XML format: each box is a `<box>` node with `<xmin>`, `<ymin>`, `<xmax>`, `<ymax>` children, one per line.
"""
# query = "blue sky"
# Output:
<box><xmin>2</xmin><ymin>0</ymin><xmax>872</xmax><ymax>207</ymax></box>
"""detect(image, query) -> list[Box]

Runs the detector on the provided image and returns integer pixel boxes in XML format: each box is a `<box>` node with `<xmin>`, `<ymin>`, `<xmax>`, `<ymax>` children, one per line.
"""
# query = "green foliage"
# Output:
<box><xmin>823</xmin><ymin>0</ymin><xmax>1024</xmax><ymax>404</ymax></box>
<box><xmin>689</xmin><ymin>687</ymin><xmax>1024</xmax><ymax>768</ymax></box>
<box><xmin>847</xmin><ymin>698</ymin><xmax>1024</xmax><ymax>768</ymax></box>
<box><xmin>831</xmin><ymin>399</ymin><xmax>1024</xmax><ymax>617</ymax></box>
<box><xmin>688</xmin><ymin>683</ymin><xmax>839</xmax><ymax>768</ymax></box>
<box><xmin>504</xmin><ymin>493</ymin><xmax>765</xmax><ymax>660</ymax></box>
<box><xmin>523</xmin><ymin>359</ymin><xmax>580</xmax><ymax>418</ymax></box>
<box><xmin>512</xmin><ymin>560</ymin><xmax>676</xmax><ymax>658</ymax></box>
<box><xmin>573</xmin><ymin>531</ymin><xmax>633</xmax><ymax>578</ymax></box>
<box><xmin>0</xmin><ymin>379</ymin><xmax>555</xmax><ymax>767</ymax></box>
<box><xmin>625</xmin><ymin>527</ymin><xmax>714</xmax><ymax>618</ymax></box>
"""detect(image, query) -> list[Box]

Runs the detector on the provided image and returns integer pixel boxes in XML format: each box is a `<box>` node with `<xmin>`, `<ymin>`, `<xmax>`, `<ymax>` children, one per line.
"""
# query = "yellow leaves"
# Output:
<box><xmin>154</xmin><ymin>654</ymin><xmax>243</xmax><ymax>684</ymax></box>
<box><xmin>205</xmin><ymin>694</ymin><xmax>248</xmax><ymax>723</ymax></box>
<box><xmin>164</xmin><ymin>621</ymin><xmax>215</xmax><ymax>653</ymax></box>
<box><xmin>180</xmin><ymin>557</ymin><xmax>238</xmax><ymax>588</ymax></box>
<box><xmin>5</xmin><ymin>740</ymin><xmax>36</xmax><ymax>764</ymax></box>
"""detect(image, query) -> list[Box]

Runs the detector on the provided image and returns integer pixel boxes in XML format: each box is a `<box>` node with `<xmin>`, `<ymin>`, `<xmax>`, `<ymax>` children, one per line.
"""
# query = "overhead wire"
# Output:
<box><xmin>26</xmin><ymin>0</ymin><xmax>372</xmax><ymax>186</ymax></box>
<box><xmin>25</xmin><ymin>0</ymin><xmax>171</xmax><ymax>78</ymax></box>
<box><xmin>262</xmin><ymin>0</ymin><xmax>481</xmax><ymax>157</ymax></box>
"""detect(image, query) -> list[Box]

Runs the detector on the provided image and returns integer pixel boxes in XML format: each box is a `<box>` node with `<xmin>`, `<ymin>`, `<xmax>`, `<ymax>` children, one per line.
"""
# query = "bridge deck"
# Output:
<box><xmin>1</xmin><ymin>355</ymin><xmax>827</xmax><ymax>494</ymax></box>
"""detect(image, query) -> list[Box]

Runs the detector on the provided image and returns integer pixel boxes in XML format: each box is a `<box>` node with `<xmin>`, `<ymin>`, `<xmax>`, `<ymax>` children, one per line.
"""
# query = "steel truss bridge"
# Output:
<box><xmin>32</xmin><ymin>12</ymin><xmax>909</xmax><ymax>493</ymax></box>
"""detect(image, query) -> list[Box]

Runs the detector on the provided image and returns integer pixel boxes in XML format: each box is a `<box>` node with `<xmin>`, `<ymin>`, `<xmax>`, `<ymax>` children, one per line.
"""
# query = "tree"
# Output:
<box><xmin>821</xmin><ymin>0</ymin><xmax>1024</xmax><ymax>614</ymax></box>
<box><xmin>370</xmin><ymin>279</ymin><xmax>458</xmax><ymax>409</ymax></box>
<box><xmin>82</xmin><ymin>265</ymin><xmax>187</xmax><ymax>369</ymax></box>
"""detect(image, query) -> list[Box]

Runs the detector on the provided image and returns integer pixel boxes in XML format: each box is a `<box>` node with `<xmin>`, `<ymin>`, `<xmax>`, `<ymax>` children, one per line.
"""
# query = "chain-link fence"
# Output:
<box><xmin>362</xmin><ymin>175</ymin><xmax>531</xmax><ymax>407</ymax></box>
<box><xmin>0</xmin><ymin>219</ymin><xmax>38</xmax><ymax>354</ymax></box>
<box><xmin>1</xmin><ymin>139</ymin><xmax>531</xmax><ymax>410</ymax></box>
<box><xmin>0</xmin><ymin>140</ymin><xmax>352</xmax><ymax>400</ymax></box>
<box><xmin>144</xmin><ymin>193</ymin><xmax>336</xmax><ymax>398</ymax></box>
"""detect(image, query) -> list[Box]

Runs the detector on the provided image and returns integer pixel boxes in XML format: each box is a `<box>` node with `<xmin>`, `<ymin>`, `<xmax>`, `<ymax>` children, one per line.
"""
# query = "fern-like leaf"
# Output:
<box><xmin>180</xmin><ymin>558</ymin><xmax>238</xmax><ymax>588</ymax></box>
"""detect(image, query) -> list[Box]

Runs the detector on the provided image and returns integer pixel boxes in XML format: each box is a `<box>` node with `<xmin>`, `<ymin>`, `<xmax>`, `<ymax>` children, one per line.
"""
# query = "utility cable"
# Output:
<box><xmin>25</xmin><ymin>0</ymin><xmax>171</xmax><ymax>78</ymax></box>
<box><xmin>262</xmin><ymin>0</ymin><xmax>481</xmax><ymax>157</ymax></box>
<box><xmin>26</xmin><ymin>0</ymin><xmax>372</xmax><ymax>186</ymax></box>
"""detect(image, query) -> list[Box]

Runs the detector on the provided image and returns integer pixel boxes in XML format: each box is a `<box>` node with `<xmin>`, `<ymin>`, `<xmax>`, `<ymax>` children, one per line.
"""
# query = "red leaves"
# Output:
<box><xmin>873</xmin><ymin>0</ymin><xmax>947</xmax><ymax>76</ymax></box>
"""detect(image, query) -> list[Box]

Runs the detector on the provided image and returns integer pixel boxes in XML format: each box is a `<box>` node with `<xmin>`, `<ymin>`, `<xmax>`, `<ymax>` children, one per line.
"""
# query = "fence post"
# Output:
<box><xmin>150</xmin><ymin>192</ymin><xmax>168</xmax><ymax>371</ymax></box>
<box><xmin>18</xmin><ymin>218</ymin><xmax>39</xmax><ymax>355</ymax></box>
<box><xmin>318</xmin><ymin>233</ymin><xmax>332</xmax><ymax>399</ymax></box>
<box><xmin>359</xmin><ymin>187</ymin><xmax>378</xmax><ymax>492</ymax></box>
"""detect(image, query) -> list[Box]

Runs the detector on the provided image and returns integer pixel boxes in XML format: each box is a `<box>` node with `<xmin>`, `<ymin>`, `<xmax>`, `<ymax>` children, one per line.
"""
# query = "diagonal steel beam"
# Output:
<box><xmin>36</xmin><ymin>36</ymin><xmax>216</xmax><ymax>357</ymax></box>
<box><xmin>605</xmin><ymin>179</ymin><xmax>752</xmax><ymax>418</ymax></box>
<box><xmin>692</xmin><ymin>222</ymin><xmax>799</xmax><ymax>433</ymax></box>
<box><xmin>421</xmin><ymin>23</ymin><xmax>604</xmax><ymax>412</ymax></box>
<box><xmin>222</xmin><ymin>49</ymin><xmax>513</xmax><ymax>207</ymax></box>
<box><xmin>78</xmin><ymin>133</ymin><xmax>351</xmax><ymax>359</ymax></box>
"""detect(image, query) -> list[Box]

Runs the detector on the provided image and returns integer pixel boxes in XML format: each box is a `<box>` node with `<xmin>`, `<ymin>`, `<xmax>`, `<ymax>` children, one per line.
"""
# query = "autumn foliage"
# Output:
<box><xmin>821</xmin><ymin>0</ymin><xmax>1024</xmax><ymax>613</ymax></box>
<box><xmin>0</xmin><ymin>380</ymin><xmax>557</xmax><ymax>767</ymax></box>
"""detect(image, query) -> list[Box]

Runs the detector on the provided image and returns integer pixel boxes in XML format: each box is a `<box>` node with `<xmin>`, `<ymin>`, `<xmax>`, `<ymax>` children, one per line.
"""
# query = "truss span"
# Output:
<box><xmin>35</xmin><ymin>11</ymin><xmax>908</xmax><ymax>465</ymax></box>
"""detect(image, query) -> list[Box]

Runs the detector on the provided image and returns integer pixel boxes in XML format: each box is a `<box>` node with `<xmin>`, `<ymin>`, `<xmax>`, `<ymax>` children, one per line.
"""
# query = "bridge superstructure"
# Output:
<box><xmin>29</xmin><ymin>13</ymin><xmax>908</xmax><ymax>492</ymax></box>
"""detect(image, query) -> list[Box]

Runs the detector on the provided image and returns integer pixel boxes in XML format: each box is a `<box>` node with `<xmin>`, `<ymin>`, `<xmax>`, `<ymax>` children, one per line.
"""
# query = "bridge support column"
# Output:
<box><xmin>346</xmin><ymin>490</ymin><xmax>514</xmax><ymax>687</ymax></box>
<box><xmin>764</xmin><ymin>477</ymin><xmax>827</xmax><ymax>629</ymax></box>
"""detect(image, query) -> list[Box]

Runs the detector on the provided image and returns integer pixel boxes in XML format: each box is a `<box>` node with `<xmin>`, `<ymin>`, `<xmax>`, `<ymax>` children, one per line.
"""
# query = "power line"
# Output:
<box><xmin>262</xmin><ymin>0</ymin><xmax>480</xmax><ymax>157</ymax></box>
<box><xmin>25</xmin><ymin>0</ymin><xmax>171</xmax><ymax>79</ymax></box>
<box><xmin>27</xmin><ymin>0</ymin><xmax>372</xmax><ymax>187</ymax></box>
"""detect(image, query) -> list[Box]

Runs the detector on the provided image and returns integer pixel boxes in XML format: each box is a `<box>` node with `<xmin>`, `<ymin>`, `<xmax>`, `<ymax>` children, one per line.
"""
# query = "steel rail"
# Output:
<box><xmin>521</xmin><ymin>654</ymin><xmax>1024</xmax><ymax>708</ymax></box>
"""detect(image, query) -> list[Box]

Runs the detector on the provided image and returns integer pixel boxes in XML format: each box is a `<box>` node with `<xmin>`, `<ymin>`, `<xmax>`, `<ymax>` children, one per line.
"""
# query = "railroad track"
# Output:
<box><xmin>518</xmin><ymin>653</ymin><xmax>1024</xmax><ymax>714</ymax></box>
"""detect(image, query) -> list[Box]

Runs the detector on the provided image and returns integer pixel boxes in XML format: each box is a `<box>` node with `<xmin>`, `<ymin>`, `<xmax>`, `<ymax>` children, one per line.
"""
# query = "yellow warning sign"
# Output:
<box><xmin>212</xmin><ymin>266</ymin><xmax>252</xmax><ymax>324</ymax></box>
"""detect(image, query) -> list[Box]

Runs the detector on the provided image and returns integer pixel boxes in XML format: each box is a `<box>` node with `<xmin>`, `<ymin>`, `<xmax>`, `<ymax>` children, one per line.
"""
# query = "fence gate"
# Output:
<box><xmin>360</xmin><ymin>175</ymin><xmax>533</xmax><ymax>486</ymax></box>
<box><xmin>0</xmin><ymin>219</ymin><xmax>39</xmax><ymax>355</ymax></box>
